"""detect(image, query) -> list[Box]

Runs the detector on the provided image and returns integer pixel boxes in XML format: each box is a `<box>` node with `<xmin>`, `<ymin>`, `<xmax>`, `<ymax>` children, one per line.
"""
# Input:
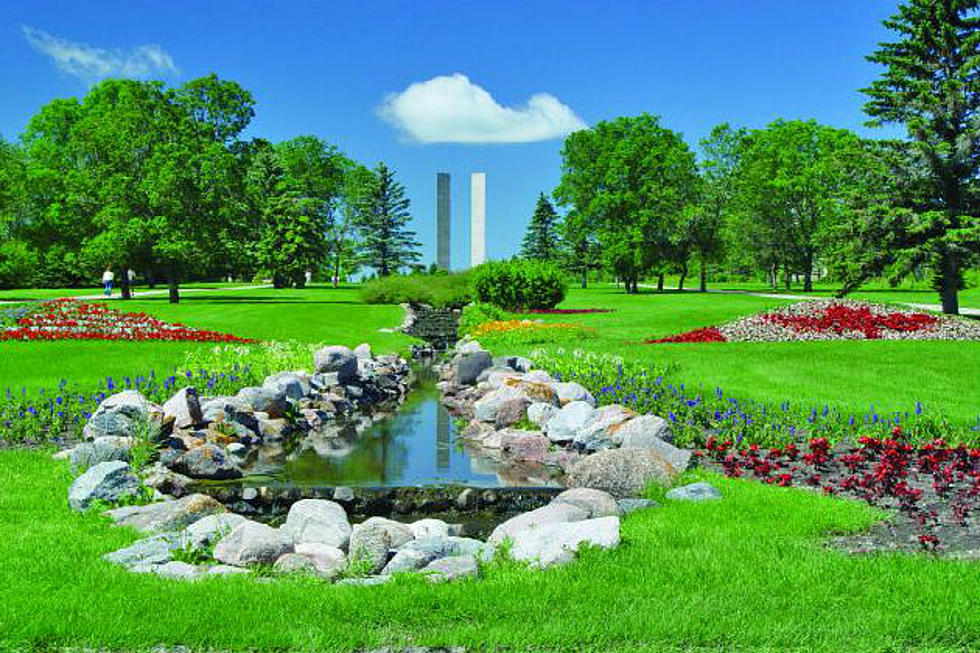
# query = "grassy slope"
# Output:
<box><xmin>508</xmin><ymin>286</ymin><xmax>980</xmax><ymax>425</ymax></box>
<box><xmin>0</xmin><ymin>285</ymin><xmax>413</xmax><ymax>393</ymax></box>
<box><xmin>1</xmin><ymin>449</ymin><xmax>977</xmax><ymax>653</ymax></box>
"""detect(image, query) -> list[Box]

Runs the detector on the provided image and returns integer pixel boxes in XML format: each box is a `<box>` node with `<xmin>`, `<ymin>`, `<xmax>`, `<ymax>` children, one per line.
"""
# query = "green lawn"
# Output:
<box><xmin>2</xmin><ymin>283</ymin><xmax>979</xmax><ymax>651</ymax></box>
<box><xmin>1</xmin><ymin>285</ymin><xmax>414</xmax><ymax>393</ymax></box>
<box><xmin>509</xmin><ymin>286</ymin><xmax>980</xmax><ymax>425</ymax></box>
<box><xmin>1</xmin><ymin>449</ymin><xmax>977</xmax><ymax>653</ymax></box>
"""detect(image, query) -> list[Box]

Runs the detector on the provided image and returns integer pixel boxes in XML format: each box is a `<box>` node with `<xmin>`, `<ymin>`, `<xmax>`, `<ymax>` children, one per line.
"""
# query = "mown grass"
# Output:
<box><xmin>1</xmin><ymin>449</ymin><xmax>977</xmax><ymax>652</ymax></box>
<box><xmin>0</xmin><ymin>285</ymin><xmax>414</xmax><ymax>393</ymax></box>
<box><xmin>508</xmin><ymin>285</ymin><xmax>980</xmax><ymax>425</ymax></box>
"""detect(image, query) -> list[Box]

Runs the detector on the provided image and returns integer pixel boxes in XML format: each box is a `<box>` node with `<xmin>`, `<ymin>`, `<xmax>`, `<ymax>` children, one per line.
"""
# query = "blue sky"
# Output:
<box><xmin>1</xmin><ymin>0</ymin><xmax>903</xmax><ymax>268</ymax></box>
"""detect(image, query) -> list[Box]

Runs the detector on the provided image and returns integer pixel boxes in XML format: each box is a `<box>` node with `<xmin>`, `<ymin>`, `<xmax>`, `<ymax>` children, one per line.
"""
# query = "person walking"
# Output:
<box><xmin>102</xmin><ymin>268</ymin><xmax>114</xmax><ymax>297</ymax></box>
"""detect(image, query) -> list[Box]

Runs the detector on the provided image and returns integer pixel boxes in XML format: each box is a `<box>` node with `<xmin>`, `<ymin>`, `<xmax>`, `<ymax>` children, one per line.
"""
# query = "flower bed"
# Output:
<box><xmin>0</xmin><ymin>299</ymin><xmax>253</xmax><ymax>343</ymax></box>
<box><xmin>700</xmin><ymin>431</ymin><xmax>980</xmax><ymax>556</ymax></box>
<box><xmin>648</xmin><ymin>299</ymin><xmax>980</xmax><ymax>344</ymax></box>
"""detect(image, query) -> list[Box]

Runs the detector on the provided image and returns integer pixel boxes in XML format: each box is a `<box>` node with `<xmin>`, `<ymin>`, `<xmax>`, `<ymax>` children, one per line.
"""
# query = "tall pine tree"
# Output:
<box><xmin>520</xmin><ymin>193</ymin><xmax>562</xmax><ymax>261</ymax></box>
<box><xmin>357</xmin><ymin>162</ymin><xmax>421</xmax><ymax>276</ymax></box>
<box><xmin>863</xmin><ymin>0</ymin><xmax>980</xmax><ymax>314</ymax></box>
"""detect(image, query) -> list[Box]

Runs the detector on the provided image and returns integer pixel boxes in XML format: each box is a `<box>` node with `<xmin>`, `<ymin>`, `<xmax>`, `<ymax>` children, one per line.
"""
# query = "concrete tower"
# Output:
<box><xmin>436</xmin><ymin>172</ymin><xmax>451</xmax><ymax>270</ymax></box>
<box><xmin>470</xmin><ymin>172</ymin><xmax>486</xmax><ymax>267</ymax></box>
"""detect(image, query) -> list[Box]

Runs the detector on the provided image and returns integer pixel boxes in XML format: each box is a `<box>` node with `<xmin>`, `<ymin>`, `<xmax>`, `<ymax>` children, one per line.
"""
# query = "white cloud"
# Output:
<box><xmin>377</xmin><ymin>73</ymin><xmax>586</xmax><ymax>144</ymax></box>
<box><xmin>22</xmin><ymin>26</ymin><xmax>178</xmax><ymax>85</ymax></box>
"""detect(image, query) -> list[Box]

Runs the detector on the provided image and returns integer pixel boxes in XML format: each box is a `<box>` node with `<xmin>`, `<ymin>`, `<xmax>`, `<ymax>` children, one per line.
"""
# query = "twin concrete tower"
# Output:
<box><xmin>436</xmin><ymin>172</ymin><xmax>485</xmax><ymax>271</ymax></box>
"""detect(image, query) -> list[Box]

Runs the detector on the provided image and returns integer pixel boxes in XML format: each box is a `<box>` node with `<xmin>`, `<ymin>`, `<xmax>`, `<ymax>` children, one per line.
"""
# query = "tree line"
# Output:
<box><xmin>519</xmin><ymin>0</ymin><xmax>980</xmax><ymax>314</ymax></box>
<box><xmin>0</xmin><ymin>75</ymin><xmax>422</xmax><ymax>301</ymax></box>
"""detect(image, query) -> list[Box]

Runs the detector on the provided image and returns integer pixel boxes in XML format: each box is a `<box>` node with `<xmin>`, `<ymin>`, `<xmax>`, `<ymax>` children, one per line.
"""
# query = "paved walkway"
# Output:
<box><xmin>637</xmin><ymin>285</ymin><xmax>980</xmax><ymax>316</ymax></box>
<box><xmin>0</xmin><ymin>283</ymin><xmax>273</xmax><ymax>303</ymax></box>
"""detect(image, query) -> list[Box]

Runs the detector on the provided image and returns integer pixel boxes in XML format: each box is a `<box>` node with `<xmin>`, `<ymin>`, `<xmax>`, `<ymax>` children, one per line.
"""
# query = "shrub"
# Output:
<box><xmin>470</xmin><ymin>260</ymin><xmax>566</xmax><ymax>310</ymax></box>
<box><xmin>359</xmin><ymin>272</ymin><xmax>471</xmax><ymax>308</ymax></box>
<box><xmin>0</xmin><ymin>240</ymin><xmax>39</xmax><ymax>289</ymax></box>
<box><xmin>458</xmin><ymin>302</ymin><xmax>507</xmax><ymax>335</ymax></box>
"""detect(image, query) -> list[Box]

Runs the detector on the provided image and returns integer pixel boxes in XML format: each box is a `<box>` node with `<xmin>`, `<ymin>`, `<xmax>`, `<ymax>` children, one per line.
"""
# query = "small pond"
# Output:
<box><xmin>239</xmin><ymin>377</ymin><xmax>561</xmax><ymax>489</ymax></box>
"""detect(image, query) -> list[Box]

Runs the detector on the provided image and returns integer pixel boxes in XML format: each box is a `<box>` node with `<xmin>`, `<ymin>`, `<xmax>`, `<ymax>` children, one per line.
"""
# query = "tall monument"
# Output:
<box><xmin>436</xmin><ymin>172</ymin><xmax>451</xmax><ymax>270</ymax></box>
<box><xmin>470</xmin><ymin>172</ymin><xmax>486</xmax><ymax>267</ymax></box>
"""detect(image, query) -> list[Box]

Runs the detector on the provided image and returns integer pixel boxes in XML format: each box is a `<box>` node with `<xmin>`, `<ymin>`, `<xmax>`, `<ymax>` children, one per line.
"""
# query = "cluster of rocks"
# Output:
<box><xmin>60</xmin><ymin>344</ymin><xmax>412</xmax><ymax>494</ymax></box>
<box><xmin>439</xmin><ymin>339</ymin><xmax>695</xmax><ymax>497</ymax></box>
<box><xmin>68</xmin><ymin>457</ymin><xmax>700</xmax><ymax>582</ymax></box>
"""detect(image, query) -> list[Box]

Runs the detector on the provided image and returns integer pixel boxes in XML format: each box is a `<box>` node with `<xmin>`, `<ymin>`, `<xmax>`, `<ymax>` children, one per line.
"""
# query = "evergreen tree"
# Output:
<box><xmin>520</xmin><ymin>193</ymin><xmax>562</xmax><ymax>261</ymax></box>
<box><xmin>862</xmin><ymin>0</ymin><xmax>980</xmax><ymax>314</ymax></box>
<box><xmin>356</xmin><ymin>162</ymin><xmax>421</xmax><ymax>276</ymax></box>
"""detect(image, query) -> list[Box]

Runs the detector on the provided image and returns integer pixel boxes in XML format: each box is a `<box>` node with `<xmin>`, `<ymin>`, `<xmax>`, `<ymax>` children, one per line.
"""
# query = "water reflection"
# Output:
<box><xmin>251</xmin><ymin>380</ymin><xmax>516</xmax><ymax>487</ymax></box>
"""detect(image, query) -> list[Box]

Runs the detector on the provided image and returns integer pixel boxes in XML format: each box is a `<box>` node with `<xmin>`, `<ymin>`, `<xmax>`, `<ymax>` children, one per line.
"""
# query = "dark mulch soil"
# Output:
<box><xmin>699</xmin><ymin>433</ymin><xmax>980</xmax><ymax>559</ymax></box>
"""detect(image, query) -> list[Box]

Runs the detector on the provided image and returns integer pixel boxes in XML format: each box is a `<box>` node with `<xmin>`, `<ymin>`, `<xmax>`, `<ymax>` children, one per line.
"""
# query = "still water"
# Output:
<box><xmin>244</xmin><ymin>381</ymin><xmax>527</xmax><ymax>488</ymax></box>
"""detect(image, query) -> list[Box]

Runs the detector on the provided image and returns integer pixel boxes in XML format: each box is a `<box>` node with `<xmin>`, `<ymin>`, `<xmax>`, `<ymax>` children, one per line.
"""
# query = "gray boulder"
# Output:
<box><xmin>281</xmin><ymin>499</ymin><xmax>352</xmax><ymax>548</ymax></box>
<box><xmin>83</xmin><ymin>390</ymin><xmax>162</xmax><ymax>440</ymax></box>
<box><xmin>550</xmin><ymin>381</ymin><xmax>595</xmax><ymax>406</ymax></box>
<box><xmin>162</xmin><ymin>387</ymin><xmax>203</xmax><ymax>429</ymax></box>
<box><xmin>618</xmin><ymin>414</ymin><xmax>674</xmax><ymax>447</ymax></box>
<box><xmin>423</xmin><ymin>555</ymin><xmax>479</xmax><ymax>582</ymax></box>
<box><xmin>573</xmin><ymin>404</ymin><xmax>636</xmax><ymax>451</ymax></box>
<box><xmin>263</xmin><ymin>371</ymin><xmax>311</xmax><ymax>401</ymax></box>
<box><xmin>545</xmin><ymin>401</ymin><xmax>597</xmax><ymax>443</ymax></box>
<box><xmin>69</xmin><ymin>436</ymin><xmax>132</xmax><ymax>471</ymax></box>
<box><xmin>295</xmin><ymin>542</ymin><xmax>348</xmax><ymax>579</ymax></box>
<box><xmin>493</xmin><ymin>355</ymin><xmax>532</xmax><ymax>373</ymax></box>
<box><xmin>213</xmin><ymin>521</ymin><xmax>294</xmax><ymax>566</ymax></box>
<box><xmin>169</xmin><ymin>444</ymin><xmax>242</xmax><ymax>480</ymax></box>
<box><xmin>347</xmin><ymin>523</ymin><xmax>392</xmax><ymax>574</ymax></box>
<box><xmin>454</xmin><ymin>350</ymin><xmax>492</xmax><ymax>386</ymax></box>
<box><xmin>499</xmin><ymin>430</ymin><xmax>550</xmax><ymax>463</ymax></box>
<box><xmin>567</xmin><ymin>447</ymin><xmax>693</xmax><ymax>497</ymax></box>
<box><xmin>68</xmin><ymin>460</ymin><xmax>141</xmax><ymax>511</ymax></box>
<box><xmin>105</xmin><ymin>493</ymin><xmax>226</xmax><ymax>533</ymax></box>
<box><xmin>552</xmin><ymin>488</ymin><xmax>622</xmax><ymax>518</ymax></box>
<box><xmin>154</xmin><ymin>561</ymin><xmax>202</xmax><ymax>581</ymax></box>
<box><xmin>274</xmin><ymin>553</ymin><xmax>318</xmax><ymax>575</ymax></box>
<box><xmin>488</xmin><ymin>502</ymin><xmax>589</xmax><ymax>546</ymax></box>
<box><xmin>666</xmin><ymin>482</ymin><xmax>722</xmax><ymax>501</ymax></box>
<box><xmin>184</xmin><ymin>512</ymin><xmax>249</xmax><ymax>549</ymax></box>
<box><xmin>353</xmin><ymin>343</ymin><xmax>373</xmax><ymax>360</ymax></box>
<box><xmin>527</xmin><ymin>402</ymin><xmax>558</xmax><ymax>429</ymax></box>
<box><xmin>236</xmin><ymin>386</ymin><xmax>289</xmax><ymax>418</ymax></box>
<box><xmin>409</xmin><ymin>519</ymin><xmax>450</xmax><ymax>540</ymax></box>
<box><xmin>618</xmin><ymin>498</ymin><xmax>660</xmax><ymax>514</ymax></box>
<box><xmin>104</xmin><ymin>532</ymin><xmax>184</xmax><ymax>568</ymax></box>
<box><xmin>381</xmin><ymin>548</ymin><xmax>434</xmax><ymax>574</ymax></box>
<box><xmin>473</xmin><ymin>385</ymin><xmax>525</xmax><ymax>423</ymax></box>
<box><xmin>206</xmin><ymin>564</ymin><xmax>250</xmax><ymax>576</ymax></box>
<box><xmin>507</xmin><ymin>516</ymin><xmax>620</xmax><ymax>568</ymax></box>
<box><xmin>314</xmin><ymin>346</ymin><xmax>358</xmax><ymax>384</ymax></box>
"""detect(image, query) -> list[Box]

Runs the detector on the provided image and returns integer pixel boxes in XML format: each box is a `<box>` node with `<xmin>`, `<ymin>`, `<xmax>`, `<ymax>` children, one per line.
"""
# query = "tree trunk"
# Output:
<box><xmin>168</xmin><ymin>277</ymin><xmax>180</xmax><ymax>304</ymax></box>
<box><xmin>120</xmin><ymin>272</ymin><xmax>131</xmax><ymax>300</ymax></box>
<box><xmin>803</xmin><ymin>250</ymin><xmax>814</xmax><ymax>292</ymax></box>
<box><xmin>770</xmin><ymin>264</ymin><xmax>778</xmax><ymax>290</ymax></box>
<box><xmin>678</xmin><ymin>262</ymin><xmax>687</xmax><ymax>292</ymax></box>
<box><xmin>580</xmin><ymin>268</ymin><xmax>587</xmax><ymax>289</ymax></box>
<box><xmin>940</xmin><ymin>249</ymin><xmax>960</xmax><ymax>315</ymax></box>
<box><xmin>783</xmin><ymin>265</ymin><xmax>791</xmax><ymax>290</ymax></box>
<box><xmin>631</xmin><ymin>278</ymin><xmax>639</xmax><ymax>294</ymax></box>
<box><xmin>699</xmin><ymin>256</ymin><xmax>707</xmax><ymax>292</ymax></box>
<box><xmin>657</xmin><ymin>274</ymin><xmax>664</xmax><ymax>292</ymax></box>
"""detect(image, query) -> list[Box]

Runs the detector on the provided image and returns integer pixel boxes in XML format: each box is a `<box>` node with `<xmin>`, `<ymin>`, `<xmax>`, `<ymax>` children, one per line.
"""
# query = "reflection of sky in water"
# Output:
<box><xmin>269</xmin><ymin>384</ymin><xmax>504</xmax><ymax>488</ymax></box>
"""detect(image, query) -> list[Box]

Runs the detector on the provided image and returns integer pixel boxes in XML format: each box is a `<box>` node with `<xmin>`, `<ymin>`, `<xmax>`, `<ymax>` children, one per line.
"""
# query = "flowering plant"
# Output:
<box><xmin>0</xmin><ymin>299</ymin><xmax>253</xmax><ymax>343</ymax></box>
<box><xmin>647</xmin><ymin>299</ymin><xmax>980</xmax><ymax>344</ymax></box>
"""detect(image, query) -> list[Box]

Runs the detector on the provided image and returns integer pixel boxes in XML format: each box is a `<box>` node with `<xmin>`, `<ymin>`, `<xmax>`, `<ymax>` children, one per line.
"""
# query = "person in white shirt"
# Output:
<box><xmin>102</xmin><ymin>268</ymin><xmax>114</xmax><ymax>297</ymax></box>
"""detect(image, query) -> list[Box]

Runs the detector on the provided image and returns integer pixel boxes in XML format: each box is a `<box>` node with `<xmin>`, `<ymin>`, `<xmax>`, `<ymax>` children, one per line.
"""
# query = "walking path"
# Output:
<box><xmin>0</xmin><ymin>284</ymin><xmax>273</xmax><ymax>303</ymax></box>
<box><xmin>76</xmin><ymin>283</ymin><xmax>273</xmax><ymax>301</ymax></box>
<box><xmin>638</xmin><ymin>285</ymin><xmax>980</xmax><ymax>316</ymax></box>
